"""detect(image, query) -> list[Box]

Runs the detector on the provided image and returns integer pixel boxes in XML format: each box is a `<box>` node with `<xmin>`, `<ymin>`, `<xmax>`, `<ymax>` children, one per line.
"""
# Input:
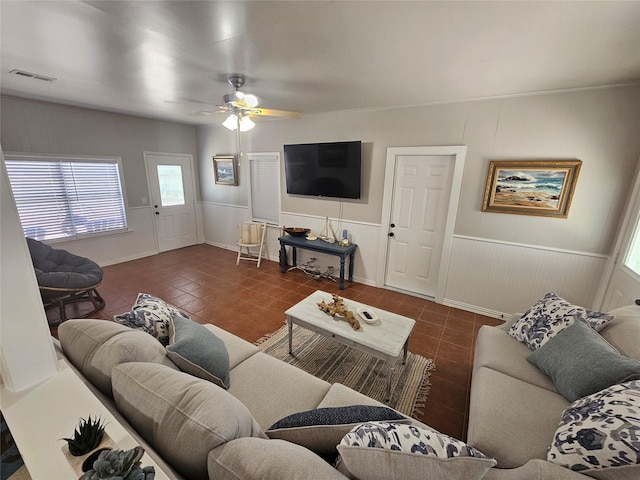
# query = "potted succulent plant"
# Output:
<box><xmin>61</xmin><ymin>416</ymin><xmax>117</xmax><ymax>476</ymax></box>
<box><xmin>79</xmin><ymin>446</ymin><xmax>155</xmax><ymax>480</ymax></box>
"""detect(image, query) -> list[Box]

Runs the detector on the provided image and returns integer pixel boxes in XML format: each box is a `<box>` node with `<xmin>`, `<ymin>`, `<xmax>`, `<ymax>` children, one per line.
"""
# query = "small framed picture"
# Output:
<box><xmin>213</xmin><ymin>155</ymin><xmax>238</xmax><ymax>185</ymax></box>
<box><xmin>482</xmin><ymin>159</ymin><xmax>581</xmax><ymax>218</ymax></box>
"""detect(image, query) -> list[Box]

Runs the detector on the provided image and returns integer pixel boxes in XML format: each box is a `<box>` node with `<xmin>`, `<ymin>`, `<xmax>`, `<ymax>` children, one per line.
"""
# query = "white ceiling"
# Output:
<box><xmin>2</xmin><ymin>1</ymin><xmax>639</xmax><ymax>126</ymax></box>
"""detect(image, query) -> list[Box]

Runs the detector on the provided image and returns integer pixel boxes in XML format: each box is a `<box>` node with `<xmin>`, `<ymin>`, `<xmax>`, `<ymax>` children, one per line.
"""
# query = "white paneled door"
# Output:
<box><xmin>384</xmin><ymin>154</ymin><xmax>455</xmax><ymax>298</ymax></box>
<box><xmin>144</xmin><ymin>152</ymin><xmax>197</xmax><ymax>252</ymax></box>
<box><xmin>599</xmin><ymin>166</ymin><xmax>640</xmax><ymax>311</ymax></box>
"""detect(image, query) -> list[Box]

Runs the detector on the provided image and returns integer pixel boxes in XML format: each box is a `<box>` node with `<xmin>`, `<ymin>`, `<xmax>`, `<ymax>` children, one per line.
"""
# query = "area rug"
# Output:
<box><xmin>257</xmin><ymin>324</ymin><xmax>435</xmax><ymax>418</ymax></box>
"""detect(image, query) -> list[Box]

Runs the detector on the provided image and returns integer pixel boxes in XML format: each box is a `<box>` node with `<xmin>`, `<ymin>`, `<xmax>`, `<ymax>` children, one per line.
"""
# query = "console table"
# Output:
<box><xmin>0</xmin><ymin>357</ymin><xmax>170</xmax><ymax>479</ymax></box>
<box><xmin>278</xmin><ymin>235</ymin><xmax>357</xmax><ymax>289</ymax></box>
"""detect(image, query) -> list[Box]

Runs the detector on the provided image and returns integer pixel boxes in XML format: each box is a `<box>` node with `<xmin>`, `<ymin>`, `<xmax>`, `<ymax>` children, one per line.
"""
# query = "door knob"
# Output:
<box><xmin>155</xmin><ymin>211</ymin><xmax>159</xmax><ymax>215</ymax></box>
<box><xmin>390</xmin><ymin>223</ymin><xmax>395</xmax><ymax>228</ymax></box>
<box><xmin>154</xmin><ymin>205</ymin><xmax>158</xmax><ymax>208</ymax></box>
<box><xmin>388</xmin><ymin>232</ymin><xmax>395</xmax><ymax>237</ymax></box>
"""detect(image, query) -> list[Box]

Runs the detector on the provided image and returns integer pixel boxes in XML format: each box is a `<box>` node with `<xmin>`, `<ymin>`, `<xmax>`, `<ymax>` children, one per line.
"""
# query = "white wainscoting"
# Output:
<box><xmin>443</xmin><ymin>235</ymin><xmax>609</xmax><ymax>318</ymax></box>
<box><xmin>201</xmin><ymin>203</ymin><xmax>382</xmax><ymax>285</ymax></box>
<box><xmin>280</xmin><ymin>212</ymin><xmax>382</xmax><ymax>285</ymax></box>
<box><xmin>201</xmin><ymin>203</ymin><xmax>610</xmax><ymax>318</ymax></box>
<box><xmin>48</xmin><ymin>206</ymin><xmax>158</xmax><ymax>267</ymax></box>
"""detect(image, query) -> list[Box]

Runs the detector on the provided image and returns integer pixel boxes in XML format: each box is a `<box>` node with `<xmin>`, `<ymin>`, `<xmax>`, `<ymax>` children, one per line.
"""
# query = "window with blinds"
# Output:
<box><xmin>5</xmin><ymin>154</ymin><xmax>128</xmax><ymax>241</ymax></box>
<box><xmin>249</xmin><ymin>153</ymin><xmax>280</xmax><ymax>225</ymax></box>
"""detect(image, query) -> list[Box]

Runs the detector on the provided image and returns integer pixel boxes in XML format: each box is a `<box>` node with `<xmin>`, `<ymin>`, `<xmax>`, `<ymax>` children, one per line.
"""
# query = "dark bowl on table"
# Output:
<box><xmin>284</xmin><ymin>228</ymin><xmax>310</xmax><ymax>237</ymax></box>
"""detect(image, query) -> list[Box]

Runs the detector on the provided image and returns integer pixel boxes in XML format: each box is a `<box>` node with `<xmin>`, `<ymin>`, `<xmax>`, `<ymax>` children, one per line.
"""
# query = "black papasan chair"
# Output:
<box><xmin>26</xmin><ymin>237</ymin><xmax>105</xmax><ymax>324</ymax></box>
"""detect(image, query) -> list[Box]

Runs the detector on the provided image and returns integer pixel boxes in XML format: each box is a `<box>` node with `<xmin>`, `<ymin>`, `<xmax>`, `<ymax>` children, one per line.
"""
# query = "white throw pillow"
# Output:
<box><xmin>114</xmin><ymin>292</ymin><xmax>189</xmax><ymax>345</ymax></box>
<box><xmin>548</xmin><ymin>380</ymin><xmax>640</xmax><ymax>480</ymax></box>
<box><xmin>508</xmin><ymin>292</ymin><xmax>613</xmax><ymax>350</ymax></box>
<box><xmin>337</xmin><ymin>422</ymin><xmax>496</xmax><ymax>480</ymax></box>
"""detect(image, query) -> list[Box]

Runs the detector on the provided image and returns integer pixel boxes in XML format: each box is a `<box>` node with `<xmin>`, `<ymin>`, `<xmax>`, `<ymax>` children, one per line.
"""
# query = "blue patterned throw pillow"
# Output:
<box><xmin>266</xmin><ymin>406</ymin><xmax>409</xmax><ymax>455</ymax></box>
<box><xmin>114</xmin><ymin>293</ymin><xmax>189</xmax><ymax>346</ymax></box>
<box><xmin>508</xmin><ymin>292</ymin><xmax>613</xmax><ymax>350</ymax></box>
<box><xmin>337</xmin><ymin>422</ymin><xmax>496</xmax><ymax>480</ymax></box>
<box><xmin>548</xmin><ymin>380</ymin><xmax>640</xmax><ymax>478</ymax></box>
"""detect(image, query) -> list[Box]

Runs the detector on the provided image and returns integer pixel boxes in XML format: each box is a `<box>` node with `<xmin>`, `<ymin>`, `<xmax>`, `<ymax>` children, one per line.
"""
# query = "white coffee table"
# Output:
<box><xmin>285</xmin><ymin>290</ymin><xmax>416</xmax><ymax>400</ymax></box>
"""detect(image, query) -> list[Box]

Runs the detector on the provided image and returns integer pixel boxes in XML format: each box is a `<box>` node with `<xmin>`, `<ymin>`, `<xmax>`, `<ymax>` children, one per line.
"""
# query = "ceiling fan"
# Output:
<box><xmin>216</xmin><ymin>74</ymin><xmax>300</xmax><ymax>131</ymax></box>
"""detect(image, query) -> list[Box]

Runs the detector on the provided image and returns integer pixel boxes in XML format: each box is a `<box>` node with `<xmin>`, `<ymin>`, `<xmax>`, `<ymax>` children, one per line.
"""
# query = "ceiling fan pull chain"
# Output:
<box><xmin>236</xmin><ymin>127</ymin><xmax>243</xmax><ymax>165</ymax></box>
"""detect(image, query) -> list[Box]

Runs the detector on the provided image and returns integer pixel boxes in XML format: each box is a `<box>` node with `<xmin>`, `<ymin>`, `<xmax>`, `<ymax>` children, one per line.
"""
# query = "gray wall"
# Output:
<box><xmin>1</xmin><ymin>86</ymin><xmax>638</xmax><ymax>314</ymax></box>
<box><xmin>197</xmin><ymin>86</ymin><xmax>640</xmax><ymax>255</ymax></box>
<box><xmin>1</xmin><ymin>96</ymin><xmax>199</xmax><ymax>208</ymax></box>
<box><xmin>196</xmin><ymin>86</ymin><xmax>640</xmax><ymax>314</ymax></box>
<box><xmin>0</xmin><ymin>96</ymin><xmax>200</xmax><ymax>265</ymax></box>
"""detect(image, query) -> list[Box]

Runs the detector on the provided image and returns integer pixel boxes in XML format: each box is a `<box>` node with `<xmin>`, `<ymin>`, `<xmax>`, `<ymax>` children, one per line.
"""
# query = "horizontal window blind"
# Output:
<box><xmin>249</xmin><ymin>153</ymin><xmax>280</xmax><ymax>225</ymax></box>
<box><xmin>5</xmin><ymin>156</ymin><xmax>127</xmax><ymax>241</ymax></box>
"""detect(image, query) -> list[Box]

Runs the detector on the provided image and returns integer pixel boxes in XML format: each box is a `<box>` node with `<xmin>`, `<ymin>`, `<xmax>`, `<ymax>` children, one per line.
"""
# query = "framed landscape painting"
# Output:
<box><xmin>213</xmin><ymin>155</ymin><xmax>238</xmax><ymax>185</ymax></box>
<box><xmin>482</xmin><ymin>159</ymin><xmax>582</xmax><ymax>218</ymax></box>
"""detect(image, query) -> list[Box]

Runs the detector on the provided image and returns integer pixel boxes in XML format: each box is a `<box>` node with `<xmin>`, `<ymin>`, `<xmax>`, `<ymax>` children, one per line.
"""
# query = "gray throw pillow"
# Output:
<box><xmin>166</xmin><ymin>314</ymin><xmax>231</xmax><ymax>389</ymax></box>
<box><xmin>266</xmin><ymin>405</ymin><xmax>409</xmax><ymax>455</ymax></box>
<box><xmin>527</xmin><ymin>318</ymin><xmax>640</xmax><ymax>402</ymax></box>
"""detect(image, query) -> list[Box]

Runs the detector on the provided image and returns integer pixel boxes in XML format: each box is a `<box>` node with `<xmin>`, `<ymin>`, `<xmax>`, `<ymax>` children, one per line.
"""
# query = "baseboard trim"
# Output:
<box><xmin>98</xmin><ymin>250</ymin><xmax>158</xmax><ymax>267</ymax></box>
<box><xmin>441</xmin><ymin>298</ymin><xmax>508</xmax><ymax>321</ymax></box>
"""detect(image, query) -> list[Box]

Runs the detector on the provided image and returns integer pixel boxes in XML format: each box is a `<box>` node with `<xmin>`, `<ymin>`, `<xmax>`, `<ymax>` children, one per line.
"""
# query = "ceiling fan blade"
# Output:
<box><xmin>164</xmin><ymin>97</ymin><xmax>213</xmax><ymax>106</ymax></box>
<box><xmin>251</xmin><ymin>108</ymin><xmax>301</xmax><ymax>118</ymax></box>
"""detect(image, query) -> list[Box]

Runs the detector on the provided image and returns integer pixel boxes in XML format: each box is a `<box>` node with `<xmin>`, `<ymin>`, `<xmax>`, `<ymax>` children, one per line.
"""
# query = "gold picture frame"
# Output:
<box><xmin>213</xmin><ymin>155</ymin><xmax>238</xmax><ymax>185</ymax></box>
<box><xmin>482</xmin><ymin>159</ymin><xmax>581</xmax><ymax>218</ymax></box>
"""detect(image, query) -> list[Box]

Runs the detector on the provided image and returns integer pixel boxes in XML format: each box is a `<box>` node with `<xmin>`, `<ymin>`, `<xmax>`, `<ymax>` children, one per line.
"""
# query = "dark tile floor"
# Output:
<box><xmin>49</xmin><ymin>244</ymin><xmax>503</xmax><ymax>441</ymax></box>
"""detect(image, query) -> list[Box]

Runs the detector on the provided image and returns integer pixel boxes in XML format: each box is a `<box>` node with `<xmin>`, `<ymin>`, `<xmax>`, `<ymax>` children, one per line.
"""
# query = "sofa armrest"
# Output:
<box><xmin>496</xmin><ymin>313</ymin><xmax>523</xmax><ymax>331</ymax></box>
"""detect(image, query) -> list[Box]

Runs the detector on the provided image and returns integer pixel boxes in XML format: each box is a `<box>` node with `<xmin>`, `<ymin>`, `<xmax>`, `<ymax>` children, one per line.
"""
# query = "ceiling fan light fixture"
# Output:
<box><xmin>222</xmin><ymin>113</ymin><xmax>238</xmax><ymax>130</ymax></box>
<box><xmin>239</xmin><ymin>116</ymin><xmax>255</xmax><ymax>132</ymax></box>
<box><xmin>243</xmin><ymin>94</ymin><xmax>259</xmax><ymax>108</ymax></box>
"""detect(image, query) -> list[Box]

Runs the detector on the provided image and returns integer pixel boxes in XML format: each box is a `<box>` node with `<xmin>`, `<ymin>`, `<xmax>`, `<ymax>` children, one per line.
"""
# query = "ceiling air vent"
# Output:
<box><xmin>9</xmin><ymin>69</ymin><xmax>57</xmax><ymax>82</ymax></box>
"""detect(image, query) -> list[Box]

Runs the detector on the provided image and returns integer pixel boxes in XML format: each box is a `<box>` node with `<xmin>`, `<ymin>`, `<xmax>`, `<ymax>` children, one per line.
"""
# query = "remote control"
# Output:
<box><xmin>357</xmin><ymin>307</ymin><xmax>378</xmax><ymax>323</ymax></box>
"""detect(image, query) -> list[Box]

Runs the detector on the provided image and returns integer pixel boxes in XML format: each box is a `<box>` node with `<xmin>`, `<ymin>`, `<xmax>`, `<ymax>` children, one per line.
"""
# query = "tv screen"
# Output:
<box><xmin>284</xmin><ymin>141</ymin><xmax>361</xmax><ymax>199</ymax></box>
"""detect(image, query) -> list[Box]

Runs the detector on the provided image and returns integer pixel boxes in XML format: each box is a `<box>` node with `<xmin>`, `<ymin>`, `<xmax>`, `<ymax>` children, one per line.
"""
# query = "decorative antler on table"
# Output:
<box><xmin>317</xmin><ymin>294</ymin><xmax>361</xmax><ymax>330</ymax></box>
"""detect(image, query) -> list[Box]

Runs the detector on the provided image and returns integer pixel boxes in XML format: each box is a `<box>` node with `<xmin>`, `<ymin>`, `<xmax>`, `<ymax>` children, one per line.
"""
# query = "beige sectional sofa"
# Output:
<box><xmin>56</xmin><ymin>301</ymin><xmax>639</xmax><ymax>480</ymax></box>
<box><xmin>58</xmin><ymin>319</ymin><xmax>426</xmax><ymax>479</ymax></box>
<box><xmin>469</xmin><ymin>304</ymin><xmax>640</xmax><ymax>480</ymax></box>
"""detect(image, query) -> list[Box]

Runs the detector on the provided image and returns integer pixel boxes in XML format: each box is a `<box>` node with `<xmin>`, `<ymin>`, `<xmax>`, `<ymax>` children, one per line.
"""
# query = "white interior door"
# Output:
<box><xmin>145</xmin><ymin>152</ymin><xmax>197</xmax><ymax>253</ymax></box>
<box><xmin>599</xmin><ymin>166</ymin><xmax>640</xmax><ymax>310</ymax></box>
<box><xmin>384</xmin><ymin>154</ymin><xmax>455</xmax><ymax>297</ymax></box>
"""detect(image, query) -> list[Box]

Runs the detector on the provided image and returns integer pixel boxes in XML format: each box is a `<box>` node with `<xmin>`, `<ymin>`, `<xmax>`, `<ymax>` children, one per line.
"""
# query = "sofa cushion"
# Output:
<box><xmin>337</xmin><ymin>422</ymin><xmax>496</xmax><ymax>480</ymax></box>
<box><xmin>482</xmin><ymin>459</ymin><xmax>600</xmax><ymax>480</ymax></box>
<box><xmin>228</xmin><ymin>352</ymin><xmax>331</xmax><ymax>429</ymax></box>
<box><xmin>548</xmin><ymin>380</ymin><xmax>640</xmax><ymax>480</ymax></box>
<box><xmin>114</xmin><ymin>292</ymin><xmax>189</xmax><ymax>345</ymax></box>
<box><xmin>208</xmin><ymin>437</ymin><xmax>347</xmax><ymax>480</ymax></box>
<box><xmin>527</xmin><ymin>319</ymin><xmax>640</xmax><ymax>401</ymax></box>
<box><xmin>318</xmin><ymin>382</ymin><xmax>389</xmax><ymax>408</ymax></box>
<box><xmin>203</xmin><ymin>323</ymin><xmax>260</xmax><ymax>369</ymax></box>
<box><xmin>266</xmin><ymin>405</ymin><xmax>409</xmax><ymax>455</ymax></box>
<box><xmin>599</xmin><ymin>305</ymin><xmax>640</xmax><ymax>361</ymax></box>
<box><xmin>473</xmin><ymin>324</ymin><xmax>557</xmax><ymax>392</ymax></box>
<box><xmin>112</xmin><ymin>362</ymin><xmax>266</xmax><ymax>480</ymax></box>
<box><xmin>59</xmin><ymin>319</ymin><xmax>177</xmax><ymax>397</ymax></box>
<box><xmin>467</xmin><ymin>366</ymin><xmax>569</xmax><ymax>468</ymax></box>
<box><xmin>165</xmin><ymin>314</ymin><xmax>230</xmax><ymax>389</ymax></box>
<box><xmin>508</xmin><ymin>292</ymin><xmax>613</xmax><ymax>350</ymax></box>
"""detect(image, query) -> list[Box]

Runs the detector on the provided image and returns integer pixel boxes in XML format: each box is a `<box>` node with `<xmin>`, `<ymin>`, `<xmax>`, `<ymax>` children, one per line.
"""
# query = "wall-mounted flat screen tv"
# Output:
<box><xmin>283</xmin><ymin>140</ymin><xmax>361</xmax><ymax>199</ymax></box>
